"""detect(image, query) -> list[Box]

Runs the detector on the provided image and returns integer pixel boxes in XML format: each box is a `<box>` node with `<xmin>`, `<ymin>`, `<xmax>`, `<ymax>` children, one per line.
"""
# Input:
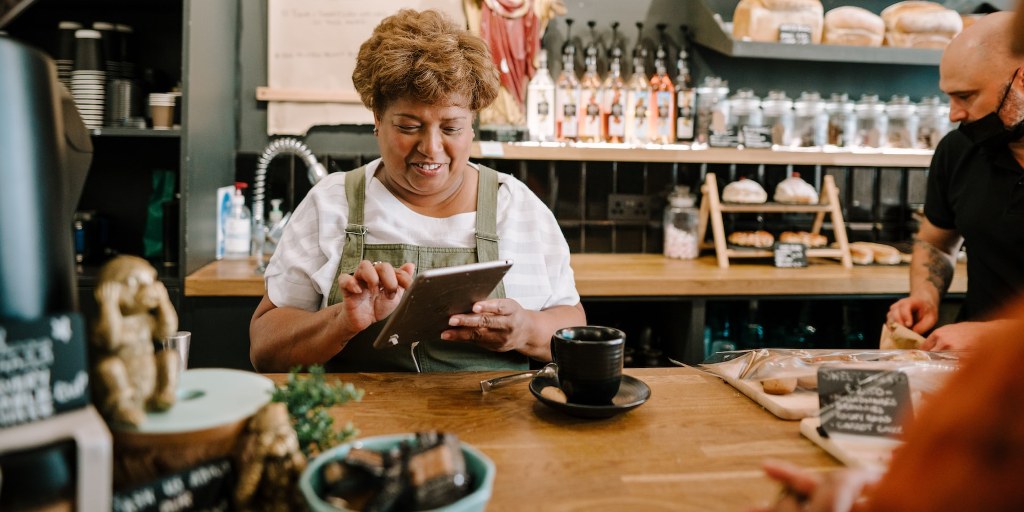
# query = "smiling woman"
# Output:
<box><xmin>250</xmin><ymin>9</ymin><xmax>586</xmax><ymax>374</ymax></box>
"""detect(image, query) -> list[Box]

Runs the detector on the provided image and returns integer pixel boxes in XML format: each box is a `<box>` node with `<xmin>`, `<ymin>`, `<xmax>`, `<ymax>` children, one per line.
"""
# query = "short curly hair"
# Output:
<box><xmin>352</xmin><ymin>9</ymin><xmax>499</xmax><ymax>116</ymax></box>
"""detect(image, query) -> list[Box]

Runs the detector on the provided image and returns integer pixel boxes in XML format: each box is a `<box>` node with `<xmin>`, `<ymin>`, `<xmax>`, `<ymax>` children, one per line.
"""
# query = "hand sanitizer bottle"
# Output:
<box><xmin>224</xmin><ymin>181</ymin><xmax>251</xmax><ymax>260</ymax></box>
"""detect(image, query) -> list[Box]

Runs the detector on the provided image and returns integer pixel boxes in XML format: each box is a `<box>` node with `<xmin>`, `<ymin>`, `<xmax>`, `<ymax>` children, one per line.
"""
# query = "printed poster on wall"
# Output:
<box><xmin>266</xmin><ymin>0</ymin><xmax>465</xmax><ymax>135</ymax></box>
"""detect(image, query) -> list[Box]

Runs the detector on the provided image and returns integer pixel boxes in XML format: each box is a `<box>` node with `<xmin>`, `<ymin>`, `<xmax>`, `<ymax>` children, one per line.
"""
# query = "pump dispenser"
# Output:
<box><xmin>224</xmin><ymin>181</ymin><xmax>251</xmax><ymax>260</ymax></box>
<box><xmin>268</xmin><ymin>199</ymin><xmax>284</xmax><ymax>225</ymax></box>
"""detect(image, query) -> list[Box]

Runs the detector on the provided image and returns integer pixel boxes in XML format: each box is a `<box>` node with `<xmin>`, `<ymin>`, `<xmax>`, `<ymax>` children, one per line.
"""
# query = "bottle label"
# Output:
<box><xmin>676</xmin><ymin>89</ymin><xmax>695</xmax><ymax>141</ymax></box>
<box><xmin>225</xmin><ymin>218</ymin><xmax>251</xmax><ymax>255</ymax></box>
<box><xmin>561</xmin><ymin>103</ymin><xmax>578</xmax><ymax>138</ymax></box>
<box><xmin>655</xmin><ymin>91</ymin><xmax>673</xmax><ymax>138</ymax></box>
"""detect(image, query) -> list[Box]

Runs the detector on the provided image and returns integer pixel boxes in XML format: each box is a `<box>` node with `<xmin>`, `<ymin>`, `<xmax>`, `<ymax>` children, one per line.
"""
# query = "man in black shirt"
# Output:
<box><xmin>888</xmin><ymin>11</ymin><xmax>1024</xmax><ymax>351</ymax></box>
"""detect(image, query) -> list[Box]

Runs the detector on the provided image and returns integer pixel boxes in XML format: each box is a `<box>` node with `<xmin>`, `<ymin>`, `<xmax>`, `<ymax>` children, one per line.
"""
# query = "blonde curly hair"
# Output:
<box><xmin>352</xmin><ymin>9</ymin><xmax>499</xmax><ymax>116</ymax></box>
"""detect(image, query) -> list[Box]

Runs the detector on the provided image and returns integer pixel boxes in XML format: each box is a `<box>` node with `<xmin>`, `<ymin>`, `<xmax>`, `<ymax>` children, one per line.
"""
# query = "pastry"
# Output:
<box><xmin>732</xmin><ymin>0</ymin><xmax>824</xmax><ymax>43</ymax></box>
<box><xmin>881</xmin><ymin>1</ymin><xmax>962</xmax><ymax>49</ymax></box>
<box><xmin>880</xmin><ymin>321</ymin><xmax>927</xmax><ymax>350</ymax></box>
<box><xmin>762</xmin><ymin>377</ymin><xmax>798</xmax><ymax>395</ymax></box>
<box><xmin>848</xmin><ymin>243</ymin><xmax>875</xmax><ymax>265</ymax></box>
<box><xmin>851</xmin><ymin>241</ymin><xmax>901</xmax><ymax>265</ymax></box>
<box><xmin>728</xmin><ymin>230</ymin><xmax>775</xmax><ymax>248</ymax></box>
<box><xmin>779</xmin><ymin>231</ymin><xmax>827</xmax><ymax>248</ymax></box>
<box><xmin>797</xmin><ymin>374</ymin><xmax>818</xmax><ymax>390</ymax></box>
<box><xmin>823</xmin><ymin>6</ymin><xmax>884</xmax><ymax>47</ymax></box>
<box><xmin>774</xmin><ymin>173</ymin><xmax>819</xmax><ymax>204</ymax></box>
<box><xmin>722</xmin><ymin>177</ymin><xmax>768</xmax><ymax>204</ymax></box>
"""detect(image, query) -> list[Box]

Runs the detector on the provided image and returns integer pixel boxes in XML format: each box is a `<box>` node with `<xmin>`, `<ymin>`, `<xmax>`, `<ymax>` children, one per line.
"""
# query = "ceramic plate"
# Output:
<box><xmin>529</xmin><ymin>374</ymin><xmax>651</xmax><ymax>419</ymax></box>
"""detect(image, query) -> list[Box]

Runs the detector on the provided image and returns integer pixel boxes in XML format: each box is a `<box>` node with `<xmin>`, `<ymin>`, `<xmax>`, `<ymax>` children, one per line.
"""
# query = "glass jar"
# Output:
<box><xmin>695</xmin><ymin>76</ymin><xmax>730</xmax><ymax>146</ymax></box>
<box><xmin>825</xmin><ymin>92</ymin><xmax>856</xmax><ymax>148</ymax></box>
<box><xmin>792</xmin><ymin>91</ymin><xmax>828</xmax><ymax>148</ymax></box>
<box><xmin>663</xmin><ymin>185</ymin><xmax>699</xmax><ymax>260</ymax></box>
<box><xmin>854</xmin><ymin>93</ymin><xmax>888</xmax><ymax>148</ymax></box>
<box><xmin>727</xmin><ymin>88</ymin><xmax>762</xmax><ymax>147</ymax></box>
<box><xmin>917</xmin><ymin>96</ymin><xmax>951</xmax><ymax>149</ymax></box>
<box><xmin>761</xmin><ymin>90</ymin><xmax>793</xmax><ymax>146</ymax></box>
<box><xmin>886</xmin><ymin>95</ymin><xmax>918</xmax><ymax>149</ymax></box>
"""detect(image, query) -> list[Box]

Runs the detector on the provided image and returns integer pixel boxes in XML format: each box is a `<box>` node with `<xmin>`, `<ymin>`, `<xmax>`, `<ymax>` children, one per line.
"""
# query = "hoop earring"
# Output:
<box><xmin>373</xmin><ymin>127</ymin><xmax>379</xmax><ymax>135</ymax></box>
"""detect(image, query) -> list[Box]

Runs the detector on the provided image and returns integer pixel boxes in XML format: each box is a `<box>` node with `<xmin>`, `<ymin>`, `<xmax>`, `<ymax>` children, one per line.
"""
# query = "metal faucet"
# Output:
<box><xmin>253</xmin><ymin>137</ymin><xmax>328</xmax><ymax>272</ymax></box>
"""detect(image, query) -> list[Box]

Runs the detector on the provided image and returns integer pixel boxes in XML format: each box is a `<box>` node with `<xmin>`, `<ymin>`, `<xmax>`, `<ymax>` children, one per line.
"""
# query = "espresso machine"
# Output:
<box><xmin>1</xmin><ymin>8</ymin><xmax>112</xmax><ymax>509</ymax></box>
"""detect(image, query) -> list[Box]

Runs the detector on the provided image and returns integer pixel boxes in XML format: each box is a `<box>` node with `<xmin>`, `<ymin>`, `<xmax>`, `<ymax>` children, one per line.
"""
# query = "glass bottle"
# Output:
<box><xmin>555</xmin><ymin>47</ymin><xmax>581</xmax><ymax>143</ymax></box>
<box><xmin>727</xmin><ymin>88</ymin><xmax>762</xmax><ymax>148</ymax></box>
<box><xmin>602</xmin><ymin>52</ymin><xmax>627</xmax><ymax>143</ymax></box>
<box><xmin>761</xmin><ymin>90</ymin><xmax>793</xmax><ymax>147</ymax></box>
<box><xmin>649</xmin><ymin>46</ymin><xmax>676</xmax><ymax>144</ymax></box>
<box><xmin>917</xmin><ymin>95</ymin><xmax>951</xmax><ymax>149</ymax></box>
<box><xmin>854</xmin><ymin>93</ymin><xmax>888</xmax><ymax>148</ymax></box>
<box><xmin>624</xmin><ymin>51</ymin><xmax>651</xmax><ymax>145</ymax></box>
<box><xmin>886</xmin><ymin>94</ymin><xmax>918</xmax><ymax>149</ymax></box>
<box><xmin>526</xmin><ymin>48</ymin><xmax>555</xmax><ymax>142</ymax></box>
<box><xmin>825</xmin><ymin>92</ymin><xmax>856</xmax><ymax>148</ymax></box>
<box><xmin>792</xmin><ymin>91</ymin><xmax>827</xmax><ymax>148</ymax></box>
<box><xmin>663</xmin><ymin>185</ymin><xmax>699</xmax><ymax>260</ymax></box>
<box><xmin>675</xmin><ymin>26</ymin><xmax>696</xmax><ymax>143</ymax></box>
<box><xmin>694</xmin><ymin>76</ymin><xmax>730</xmax><ymax>147</ymax></box>
<box><xmin>578</xmin><ymin>45</ymin><xmax>603</xmax><ymax>143</ymax></box>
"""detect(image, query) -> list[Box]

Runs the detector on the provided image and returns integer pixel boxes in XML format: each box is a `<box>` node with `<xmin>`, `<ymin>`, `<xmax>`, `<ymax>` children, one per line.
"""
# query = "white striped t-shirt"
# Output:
<box><xmin>264</xmin><ymin>159</ymin><xmax>580</xmax><ymax>313</ymax></box>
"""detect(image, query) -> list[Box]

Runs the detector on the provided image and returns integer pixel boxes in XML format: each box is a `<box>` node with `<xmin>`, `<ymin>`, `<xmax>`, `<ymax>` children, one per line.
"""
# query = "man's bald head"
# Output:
<box><xmin>941</xmin><ymin>12</ymin><xmax>1024</xmax><ymax>124</ymax></box>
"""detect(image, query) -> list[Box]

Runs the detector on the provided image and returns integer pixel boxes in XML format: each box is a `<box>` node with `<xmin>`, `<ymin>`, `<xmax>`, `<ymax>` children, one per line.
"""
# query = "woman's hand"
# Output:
<box><xmin>335</xmin><ymin>260</ymin><xmax>415</xmax><ymax>334</ymax></box>
<box><xmin>751</xmin><ymin>459</ymin><xmax>880</xmax><ymax>512</ymax></box>
<box><xmin>443</xmin><ymin>298</ymin><xmax>534</xmax><ymax>353</ymax></box>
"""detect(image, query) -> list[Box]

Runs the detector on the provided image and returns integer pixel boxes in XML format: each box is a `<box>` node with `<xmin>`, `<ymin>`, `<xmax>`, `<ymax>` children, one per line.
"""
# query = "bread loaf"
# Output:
<box><xmin>762</xmin><ymin>377</ymin><xmax>798</xmax><ymax>395</ymax></box>
<box><xmin>823</xmin><ymin>6</ymin><xmax>884</xmax><ymax>47</ymax></box>
<box><xmin>780</xmin><ymin>231</ymin><xmax>828</xmax><ymax>248</ymax></box>
<box><xmin>851</xmin><ymin>242</ymin><xmax>902</xmax><ymax>265</ymax></box>
<box><xmin>881</xmin><ymin>1</ymin><xmax>962</xmax><ymax>49</ymax></box>
<box><xmin>733</xmin><ymin>0</ymin><xmax>824</xmax><ymax>43</ymax></box>
<box><xmin>848</xmin><ymin>243</ymin><xmax>874</xmax><ymax>265</ymax></box>
<box><xmin>722</xmin><ymin>177</ymin><xmax>768</xmax><ymax>203</ymax></box>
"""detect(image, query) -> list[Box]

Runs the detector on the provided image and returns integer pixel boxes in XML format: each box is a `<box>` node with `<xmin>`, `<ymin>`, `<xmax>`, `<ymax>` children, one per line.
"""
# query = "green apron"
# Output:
<box><xmin>324</xmin><ymin>165</ymin><xmax>528</xmax><ymax>372</ymax></box>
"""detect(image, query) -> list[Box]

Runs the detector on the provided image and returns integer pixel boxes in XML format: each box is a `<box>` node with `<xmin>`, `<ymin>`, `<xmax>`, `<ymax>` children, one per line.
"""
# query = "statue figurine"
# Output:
<box><xmin>91</xmin><ymin>255</ymin><xmax>179</xmax><ymax>427</ymax></box>
<box><xmin>234</xmin><ymin>403</ymin><xmax>307</xmax><ymax>512</ymax></box>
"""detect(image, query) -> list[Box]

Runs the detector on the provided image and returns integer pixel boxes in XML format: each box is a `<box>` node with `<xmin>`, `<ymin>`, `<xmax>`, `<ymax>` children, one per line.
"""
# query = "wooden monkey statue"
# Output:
<box><xmin>91</xmin><ymin>255</ymin><xmax>179</xmax><ymax>427</ymax></box>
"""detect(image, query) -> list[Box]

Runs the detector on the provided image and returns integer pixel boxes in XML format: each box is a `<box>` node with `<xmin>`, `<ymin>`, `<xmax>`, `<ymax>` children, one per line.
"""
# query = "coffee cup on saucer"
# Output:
<box><xmin>551</xmin><ymin>326</ymin><xmax>625</xmax><ymax>405</ymax></box>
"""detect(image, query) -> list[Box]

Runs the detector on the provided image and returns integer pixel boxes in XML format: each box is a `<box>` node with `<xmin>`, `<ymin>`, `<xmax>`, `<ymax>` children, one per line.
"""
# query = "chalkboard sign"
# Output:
<box><xmin>818</xmin><ymin>368</ymin><xmax>912</xmax><ymax>438</ymax></box>
<box><xmin>779</xmin><ymin>24</ymin><xmax>813</xmax><ymax>45</ymax></box>
<box><xmin>0</xmin><ymin>312</ymin><xmax>90</xmax><ymax>428</ymax></box>
<box><xmin>114</xmin><ymin>458</ymin><xmax>234</xmax><ymax>512</ymax></box>
<box><xmin>774</xmin><ymin>242</ymin><xmax>808</xmax><ymax>268</ymax></box>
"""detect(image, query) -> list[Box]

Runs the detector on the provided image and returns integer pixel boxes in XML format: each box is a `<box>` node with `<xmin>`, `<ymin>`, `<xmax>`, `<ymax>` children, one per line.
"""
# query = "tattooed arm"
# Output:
<box><xmin>887</xmin><ymin>218</ymin><xmax>962</xmax><ymax>335</ymax></box>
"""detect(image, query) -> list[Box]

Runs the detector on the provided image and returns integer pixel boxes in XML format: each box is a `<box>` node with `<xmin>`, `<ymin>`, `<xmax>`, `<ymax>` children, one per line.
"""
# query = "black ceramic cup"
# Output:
<box><xmin>551</xmin><ymin>326</ymin><xmax>625</xmax><ymax>405</ymax></box>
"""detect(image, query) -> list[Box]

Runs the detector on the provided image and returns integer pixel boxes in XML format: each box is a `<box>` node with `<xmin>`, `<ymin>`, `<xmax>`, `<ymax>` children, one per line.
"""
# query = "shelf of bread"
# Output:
<box><xmin>690</xmin><ymin>0</ymin><xmax>947</xmax><ymax>66</ymax></box>
<box><xmin>725</xmin><ymin>248</ymin><xmax>846</xmax><ymax>259</ymax></box>
<box><xmin>471</xmin><ymin>142</ymin><xmax>933</xmax><ymax>167</ymax></box>
<box><xmin>718</xmin><ymin>202</ymin><xmax>833</xmax><ymax>213</ymax></box>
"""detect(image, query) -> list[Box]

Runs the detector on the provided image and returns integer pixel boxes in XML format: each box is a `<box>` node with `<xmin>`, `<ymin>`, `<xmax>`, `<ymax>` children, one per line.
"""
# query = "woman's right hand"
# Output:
<box><xmin>335</xmin><ymin>260</ymin><xmax>415</xmax><ymax>333</ymax></box>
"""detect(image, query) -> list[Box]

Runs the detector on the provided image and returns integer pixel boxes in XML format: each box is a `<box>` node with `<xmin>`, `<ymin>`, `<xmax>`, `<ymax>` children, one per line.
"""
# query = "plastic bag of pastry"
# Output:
<box><xmin>880</xmin><ymin>321</ymin><xmax>926</xmax><ymax>350</ymax></box>
<box><xmin>773</xmin><ymin>172</ymin><xmax>819</xmax><ymax>204</ymax></box>
<box><xmin>722</xmin><ymin>176</ymin><xmax>768</xmax><ymax>203</ymax></box>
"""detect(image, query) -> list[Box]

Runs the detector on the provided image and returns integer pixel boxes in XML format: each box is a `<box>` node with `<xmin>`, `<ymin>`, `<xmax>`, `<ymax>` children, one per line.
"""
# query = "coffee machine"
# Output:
<box><xmin>1</xmin><ymin>5</ymin><xmax>111</xmax><ymax>509</ymax></box>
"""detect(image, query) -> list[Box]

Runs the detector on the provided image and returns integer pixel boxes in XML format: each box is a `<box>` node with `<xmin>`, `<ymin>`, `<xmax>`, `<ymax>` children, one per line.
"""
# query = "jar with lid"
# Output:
<box><xmin>825</xmin><ymin>92</ymin><xmax>856</xmax><ymax>147</ymax></box>
<box><xmin>917</xmin><ymin>96</ymin><xmax>951</xmax><ymax>149</ymax></box>
<box><xmin>663</xmin><ymin>185</ymin><xmax>699</xmax><ymax>260</ymax></box>
<box><xmin>854</xmin><ymin>93</ymin><xmax>888</xmax><ymax>148</ymax></box>
<box><xmin>761</xmin><ymin>90</ymin><xmax>794</xmax><ymax>146</ymax></box>
<box><xmin>886</xmin><ymin>95</ymin><xmax>918</xmax><ymax>149</ymax></box>
<box><xmin>695</xmin><ymin>76</ymin><xmax>730</xmax><ymax>147</ymax></box>
<box><xmin>727</xmin><ymin>88</ymin><xmax>763</xmax><ymax>147</ymax></box>
<box><xmin>792</xmin><ymin>91</ymin><xmax>828</xmax><ymax>147</ymax></box>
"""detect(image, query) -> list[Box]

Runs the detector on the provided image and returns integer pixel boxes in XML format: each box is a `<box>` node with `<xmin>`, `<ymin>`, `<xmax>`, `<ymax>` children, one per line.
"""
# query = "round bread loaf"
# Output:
<box><xmin>774</xmin><ymin>174</ymin><xmax>819</xmax><ymax>204</ymax></box>
<box><xmin>722</xmin><ymin>177</ymin><xmax>768</xmax><ymax>203</ymax></box>
<box><xmin>881</xmin><ymin>1</ymin><xmax>962</xmax><ymax>48</ymax></box>
<box><xmin>823</xmin><ymin>6</ymin><xmax>884</xmax><ymax>46</ymax></box>
<box><xmin>732</xmin><ymin>0</ymin><xmax>824</xmax><ymax>43</ymax></box>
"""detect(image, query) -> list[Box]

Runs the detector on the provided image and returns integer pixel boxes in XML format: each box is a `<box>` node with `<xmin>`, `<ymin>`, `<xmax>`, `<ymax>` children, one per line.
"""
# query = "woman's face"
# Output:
<box><xmin>375</xmin><ymin>95</ymin><xmax>475</xmax><ymax>201</ymax></box>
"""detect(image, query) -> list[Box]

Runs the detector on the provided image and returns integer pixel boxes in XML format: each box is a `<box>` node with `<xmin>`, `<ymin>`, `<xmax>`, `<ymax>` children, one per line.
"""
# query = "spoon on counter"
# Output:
<box><xmin>479</xmin><ymin>363</ymin><xmax>558</xmax><ymax>393</ymax></box>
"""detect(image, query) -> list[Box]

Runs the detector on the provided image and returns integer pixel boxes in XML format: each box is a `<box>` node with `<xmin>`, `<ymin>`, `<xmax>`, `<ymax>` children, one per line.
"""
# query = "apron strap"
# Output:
<box><xmin>475</xmin><ymin>165</ymin><xmax>505</xmax><ymax>297</ymax></box>
<box><xmin>327</xmin><ymin>166</ymin><xmax>369</xmax><ymax>304</ymax></box>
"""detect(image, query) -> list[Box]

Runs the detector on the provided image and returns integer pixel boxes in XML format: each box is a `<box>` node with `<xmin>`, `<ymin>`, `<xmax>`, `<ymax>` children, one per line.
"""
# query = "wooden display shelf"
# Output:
<box><xmin>698</xmin><ymin>172</ymin><xmax>853</xmax><ymax>268</ymax></box>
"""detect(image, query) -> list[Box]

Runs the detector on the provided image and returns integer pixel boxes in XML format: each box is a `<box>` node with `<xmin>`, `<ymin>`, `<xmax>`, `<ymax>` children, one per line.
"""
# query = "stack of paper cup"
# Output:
<box><xmin>70</xmin><ymin>29</ymin><xmax>106</xmax><ymax>129</ymax></box>
<box><xmin>149</xmin><ymin>93</ymin><xmax>175</xmax><ymax>130</ymax></box>
<box><xmin>56</xmin><ymin>21</ymin><xmax>81</xmax><ymax>90</ymax></box>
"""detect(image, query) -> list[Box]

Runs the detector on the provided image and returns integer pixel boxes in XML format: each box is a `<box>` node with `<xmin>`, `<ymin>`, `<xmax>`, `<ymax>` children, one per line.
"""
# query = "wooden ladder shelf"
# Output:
<box><xmin>697</xmin><ymin>172</ymin><xmax>853</xmax><ymax>268</ymax></box>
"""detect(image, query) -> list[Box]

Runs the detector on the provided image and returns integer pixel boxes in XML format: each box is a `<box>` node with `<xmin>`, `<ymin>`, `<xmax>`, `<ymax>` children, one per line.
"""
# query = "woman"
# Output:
<box><xmin>250</xmin><ymin>9</ymin><xmax>585</xmax><ymax>373</ymax></box>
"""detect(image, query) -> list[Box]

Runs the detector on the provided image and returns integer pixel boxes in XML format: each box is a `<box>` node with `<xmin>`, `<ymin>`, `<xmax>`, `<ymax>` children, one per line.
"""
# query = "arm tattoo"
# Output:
<box><xmin>914</xmin><ymin>237</ymin><xmax>955</xmax><ymax>293</ymax></box>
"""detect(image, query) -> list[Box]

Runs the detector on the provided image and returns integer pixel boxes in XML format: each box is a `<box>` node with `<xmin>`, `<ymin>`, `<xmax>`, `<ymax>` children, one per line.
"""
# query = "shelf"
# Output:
<box><xmin>719</xmin><ymin>202</ymin><xmax>832</xmax><ymax>213</ymax></box>
<box><xmin>690</xmin><ymin>0</ymin><xmax>942</xmax><ymax>66</ymax></box>
<box><xmin>725</xmin><ymin>248</ymin><xmax>845</xmax><ymax>259</ymax></box>
<box><xmin>90</xmin><ymin>127</ymin><xmax>181</xmax><ymax>138</ymax></box>
<box><xmin>471</xmin><ymin>142</ymin><xmax>933</xmax><ymax>168</ymax></box>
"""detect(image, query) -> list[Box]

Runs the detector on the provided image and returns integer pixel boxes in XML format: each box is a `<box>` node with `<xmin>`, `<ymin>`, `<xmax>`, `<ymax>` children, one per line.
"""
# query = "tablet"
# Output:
<box><xmin>372</xmin><ymin>259</ymin><xmax>514</xmax><ymax>349</ymax></box>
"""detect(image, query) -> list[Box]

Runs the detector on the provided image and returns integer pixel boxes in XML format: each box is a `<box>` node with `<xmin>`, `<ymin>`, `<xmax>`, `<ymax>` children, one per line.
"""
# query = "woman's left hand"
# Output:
<box><xmin>443</xmin><ymin>298</ymin><xmax>533</xmax><ymax>352</ymax></box>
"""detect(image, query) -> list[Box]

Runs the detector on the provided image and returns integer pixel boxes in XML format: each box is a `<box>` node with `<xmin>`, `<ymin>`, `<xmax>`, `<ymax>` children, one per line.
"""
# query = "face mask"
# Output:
<box><xmin>959</xmin><ymin>67</ymin><xmax>1024</xmax><ymax>147</ymax></box>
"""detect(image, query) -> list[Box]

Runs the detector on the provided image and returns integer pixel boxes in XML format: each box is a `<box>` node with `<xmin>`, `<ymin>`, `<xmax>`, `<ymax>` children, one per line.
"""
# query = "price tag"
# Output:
<box><xmin>114</xmin><ymin>458</ymin><xmax>234</xmax><ymax>512</ymax></box>
<box><xmin>740</xmin><ymin>126</ymin><xmax>773</xmax><ymax>149</ymax></box>
<box><xmin>773</xmin><ymin>242</ymin><xmax>808</xmax><ymax>268</ymax></box>
<box><xmin>779</xmin><ymin>24</ymin><xmax>813</xmax><ymax>45</ymax></box>
<box><xmin>478</xmin><ymin>141</ymin><xmax>505</xmax><ymax>157</ymax></box>
<box><xmin>818</xmin><ymin>368</ymin><xmax>913</xmax><ymax>438</ymax></box>
<box><xmin>708</xmin><ymin>127</ymin><xmax>739</xmax><ymax>148</ymax></box>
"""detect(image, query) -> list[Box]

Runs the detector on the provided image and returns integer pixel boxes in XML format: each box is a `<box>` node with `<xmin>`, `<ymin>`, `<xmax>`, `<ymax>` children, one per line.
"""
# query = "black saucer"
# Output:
<box><xmin>529</xmin><ymin>374</ymin><xmax>651</xmax><ymax>419</ymax></box>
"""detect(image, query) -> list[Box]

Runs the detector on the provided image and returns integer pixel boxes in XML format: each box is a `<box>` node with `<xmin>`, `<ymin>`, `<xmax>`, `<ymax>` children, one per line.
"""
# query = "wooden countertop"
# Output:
<box><xmin>270</xmin><ymin>367</ymin><xmax>841</xmax><ymax>511</ymax></box>
<box><xmin>186</xmin><ymin>254</ymin><xmax>967</xmax><ymax>298</ymax></box>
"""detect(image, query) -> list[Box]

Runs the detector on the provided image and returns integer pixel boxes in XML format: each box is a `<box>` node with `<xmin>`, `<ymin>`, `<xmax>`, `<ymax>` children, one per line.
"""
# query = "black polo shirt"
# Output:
<box><xmin>925</xmin><ymin>129</ymin><xmax>1024</xmax><ymax>320</ymax></box>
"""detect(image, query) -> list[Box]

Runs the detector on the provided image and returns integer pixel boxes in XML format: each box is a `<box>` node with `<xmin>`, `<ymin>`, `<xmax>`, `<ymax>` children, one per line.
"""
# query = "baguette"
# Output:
<box><xmin>850</xmin><ymin>242</ymin><xmax>902</xmax><ymax>265</ymax></box>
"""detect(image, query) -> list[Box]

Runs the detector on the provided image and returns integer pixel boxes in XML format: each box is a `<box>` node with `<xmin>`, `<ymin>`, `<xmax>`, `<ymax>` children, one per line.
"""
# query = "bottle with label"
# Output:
<box><xmin>578</xmin><ymin>44</ymin><xmax>603</xmax><ymax>143</ymax></box>
<box><xmin>649</xmin><ymin>45</ymin><xmax>676</xmax><ymax>144</ymax></box>
<box><xmin>663</xmin><ymin>185</ymin><xmax>699</xmax><ymax>260</ymax></box>
<box><xmin>624</xmin><ymin>50</ymin><xmax>650</xmax><ymax>145</ymax></box>
<box><xmin>674</xmin><ymin>31</ymin><xmax>696</xmax><ymax>143</ymax></box>
<box><xmin>223</xmin><ymin>181</ymin><xmax>251</xmax><ymax>260</ymax></box>
<box><xmin>601</xmin><ymin>49</ymin><xmax>627</xmax><ymax>143</ymax></box>
<box><xmin>526</xmin><ymin>48</ymin><xmax>556</xmax><ymax>142</ymax></box>
<box><xmin>555</xmin><ymin>45</ymin><xmax>581</xmax><ymax>142</ymax></box>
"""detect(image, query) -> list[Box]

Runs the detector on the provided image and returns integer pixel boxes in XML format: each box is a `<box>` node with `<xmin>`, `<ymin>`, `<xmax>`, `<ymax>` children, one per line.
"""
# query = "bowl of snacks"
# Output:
<box><xmin>300</xmin><ymin>432</ymin><xmax>495</xmax><ymax>512</ymax></box>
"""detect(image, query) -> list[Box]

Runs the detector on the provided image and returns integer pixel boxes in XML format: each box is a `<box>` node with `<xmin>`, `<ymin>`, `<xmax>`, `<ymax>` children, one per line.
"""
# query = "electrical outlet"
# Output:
<box><xmin>607</xmin><ymin>194</ymin><xmax>651</xmax><ymax>221</ymax></box>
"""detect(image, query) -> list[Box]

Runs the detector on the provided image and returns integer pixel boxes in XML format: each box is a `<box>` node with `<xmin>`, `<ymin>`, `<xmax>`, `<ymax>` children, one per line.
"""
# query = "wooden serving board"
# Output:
<box><xmin>723</xmin><ymin>375</ymin><xmax>818</xmax><ymax>420</ymax></box>
<box><xmin>800</xmin><ymin>417</ymin><xmax>902</xmax><ymax>472</ymax></box>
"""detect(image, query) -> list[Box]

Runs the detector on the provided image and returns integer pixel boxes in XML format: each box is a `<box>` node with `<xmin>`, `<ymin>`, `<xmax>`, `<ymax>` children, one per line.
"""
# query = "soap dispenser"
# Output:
<box><xmin>224</xmin><ymin>181</ymin><xmax>252</xmax><ymax>260</ymax></box>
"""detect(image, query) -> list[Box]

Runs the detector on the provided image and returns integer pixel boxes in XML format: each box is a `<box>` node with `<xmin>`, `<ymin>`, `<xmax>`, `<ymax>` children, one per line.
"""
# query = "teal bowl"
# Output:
<box><xmin>300</xmin><ymin>434</ymin><xmax>496</xmax><ymax>512</ymax></box>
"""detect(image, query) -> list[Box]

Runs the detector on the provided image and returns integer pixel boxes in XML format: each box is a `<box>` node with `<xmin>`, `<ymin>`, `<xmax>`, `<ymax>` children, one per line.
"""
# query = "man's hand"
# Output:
<box><xmin>887</xmin><ymin>296</ymin><xmax>939</xmax><ymax>335</ymax></box>
<box><xmin>752</xmin><ymin>459</ymin><xmax>881</xmax><ymax>512</ymax></box>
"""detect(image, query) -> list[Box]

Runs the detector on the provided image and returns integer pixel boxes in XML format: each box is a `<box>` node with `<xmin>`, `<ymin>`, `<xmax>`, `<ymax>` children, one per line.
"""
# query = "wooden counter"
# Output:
<box><xmin>272</xmin><ymin>367</ymin><xmax>841</xmax><ymax>511</ymax></box>
<box><xmin>185</xmin><ymin>254</ymin><xmax>967</xmax><ymax>298</ymax></box>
